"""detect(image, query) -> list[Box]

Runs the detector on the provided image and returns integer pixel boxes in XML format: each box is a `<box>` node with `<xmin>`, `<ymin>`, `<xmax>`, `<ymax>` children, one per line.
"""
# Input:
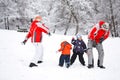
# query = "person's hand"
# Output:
<box><xmin>100</xmin><ymin>37</ymin><xmax>104</xmax><ymax>43</ymax></box>
<box><xmin>56</xmin><ymin>50</ymin><xmax>59</xmax><ymax>53</ymax></box>
<box><xmin>85</xmin><ymin>48</ymin><xmax>91</xmax><ymax>55</ymax></box>
<box><xmin>22</xmin><ymin>40</ymin><xmax>27</xmax><ymax>45</ymax></box>
<box><xmin>84</xmin><ymin>48</ymin><xmax>88</xmax><ymax>53</ymax></box>
<box><xmin>48</xmin><ymin>32</ymin><xmax>51</xmax><ymax>36</ymax></box>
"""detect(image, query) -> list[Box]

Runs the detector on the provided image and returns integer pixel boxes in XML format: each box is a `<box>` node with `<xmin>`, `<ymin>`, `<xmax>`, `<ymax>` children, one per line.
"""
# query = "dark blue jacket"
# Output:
<box><xmin>71</xmin><ymin>39</ymin><xmax>87</xmax><ymax>53</ymax></box>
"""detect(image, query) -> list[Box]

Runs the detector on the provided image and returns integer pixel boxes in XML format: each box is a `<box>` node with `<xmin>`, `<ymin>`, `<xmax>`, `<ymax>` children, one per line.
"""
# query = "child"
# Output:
<box><xmin>70</xmin><ymin>34</ymin><xmax>87</xmax><ymax>66</ymax></box>
<box><xmin>57</xmin><ymin>41</ymin><xmax>72</xmax><ymax>68</ymax></box>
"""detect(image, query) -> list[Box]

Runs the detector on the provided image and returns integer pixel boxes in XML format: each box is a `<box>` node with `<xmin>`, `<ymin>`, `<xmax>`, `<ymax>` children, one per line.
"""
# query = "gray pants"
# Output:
<box><xmin>87</xmin><ymin>39</ymin><xmax>104</xmax><ymax>66</ymax></box>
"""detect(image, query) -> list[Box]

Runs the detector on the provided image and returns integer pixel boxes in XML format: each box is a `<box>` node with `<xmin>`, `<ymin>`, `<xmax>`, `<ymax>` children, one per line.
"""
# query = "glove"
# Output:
<box><xmin>56</xmin><ymin>50</ymin><xmax>59</xmax><ymax>53</ymax></box>
<box><xmin>84</xmin><ymin>48</ymin><xmax>91</xmax><ymax>53</ymax></box>
<box><xmin>48</xmin><ymin>32</ymin><xmax>51</xmax><ymax>36</ymax></box>
<box><xmin>93</xmin><ymin>40</ymin><xmax>97</xmax><ymax>47</ymax></box>
<box><xmin>100</xmin><ymin>37</ymin><xmax>104</xmax><ymax>43</ymax></box>
<box><xmin>22</xmin><ymin>40</ymin><xmax>27</xmax><ymax>45</ymax></box>
<box><xmin>84</xmin><ymin>48</ymin><xmax>88</xmax><ymax>53</ymax></box>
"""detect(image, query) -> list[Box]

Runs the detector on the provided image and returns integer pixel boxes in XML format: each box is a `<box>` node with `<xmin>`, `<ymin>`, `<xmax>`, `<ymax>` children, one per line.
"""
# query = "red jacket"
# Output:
<box><xmin>58</xmin><ymin>41</ymin><xmax>72</xmax><ymax>55</ymax></box>
<box><xmin>26</xmin><ymin>20</ymin><xmax>49</xmax><ymax>43</ymax></box>
<box><xmin>88</xmin><ymin>21</ymin><xmax>110</xmax><ymax>43</ymax></box>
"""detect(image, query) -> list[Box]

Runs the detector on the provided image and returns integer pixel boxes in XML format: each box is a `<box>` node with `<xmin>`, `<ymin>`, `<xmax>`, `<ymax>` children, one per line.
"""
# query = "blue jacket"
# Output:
<box><xmin>71</xmin><ymin>39</ymin><xmax>87</xmax><ymax>53</ymax></box>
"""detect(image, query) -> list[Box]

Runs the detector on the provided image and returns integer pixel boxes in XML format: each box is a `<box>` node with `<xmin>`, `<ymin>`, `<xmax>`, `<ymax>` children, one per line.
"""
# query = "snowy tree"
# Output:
<box><xmin>0</xmin><ymin>0</ymin><xmax>120</xmax><ymax>36</ymax></box>
<box><xmin>46</xmin><ymin>0</ymin><xmax>94</xmax><ymax>35</ymax></box>
<box><xmin>0</xmin><ymin>0</ymin><xmax>18</xmax><ymax>29</ymax></box>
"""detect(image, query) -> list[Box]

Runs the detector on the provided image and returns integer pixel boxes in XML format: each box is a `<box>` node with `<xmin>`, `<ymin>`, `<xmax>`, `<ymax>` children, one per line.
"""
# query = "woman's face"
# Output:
<box><xmin>35</xmin><ymin>16</ymin><xmax>42</xmax><ymax>22</ymax></box>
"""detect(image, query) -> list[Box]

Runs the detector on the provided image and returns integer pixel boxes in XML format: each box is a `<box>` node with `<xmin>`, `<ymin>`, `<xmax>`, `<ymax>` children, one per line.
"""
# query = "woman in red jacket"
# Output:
<box><xmin>87</xmin><ymin>20</ymin><xmax>110</xmax><ymax>69</ymax></box>
<box><xmin>22</xmin><ymin>16</ymin><xmax>50</xmax><ymax>67</ymax></box>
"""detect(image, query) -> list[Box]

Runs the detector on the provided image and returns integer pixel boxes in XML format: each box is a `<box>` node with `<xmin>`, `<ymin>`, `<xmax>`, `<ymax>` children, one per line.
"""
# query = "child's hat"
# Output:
<box><xmin>76</xmin><ymin>33</ymin><xmax>82</xmax><ymax>39</ymax></box>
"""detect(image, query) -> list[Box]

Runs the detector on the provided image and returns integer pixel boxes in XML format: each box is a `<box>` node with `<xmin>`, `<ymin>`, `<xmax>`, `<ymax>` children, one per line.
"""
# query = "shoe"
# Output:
<box><xmin>81</xmin><ymin>63</ymin><xmax>85</xmax><ymax>66</ymax></box>
<box><xmin>87</xmin><ymin>64</ymin><xmax>94</xmax><ymax>68</ymax></box>
<box><xmin>98</xmin><ymin>65</ymin><xmax>105</xmax><ymax>69</ymax></box>
<box><xmin>37</xmin><ymin>61</ymin><xmax>43</xmax><ymax>63</ymax></box>
<box><xmin>66</xmin><ymin>64</ymin><xmax>70</xmax><ymax>68</ymax></box>
<box><xmin>70</xmin><ymin>63</ymin><xmax>73</xmax><ymax>65</ymax></box>
<box><xmin>29</xmin><ymin>63</ymin><xmax>38</xmax><ymax>67</ymax></box>
<box><xmin>82</xmin><ymin>64</ymin><xmax>86</xmax><ymax>66</ymax></box>
<box><xmin>58</xmin><ymin>64</ymin><xmax>63</xmax><ymax>67</ymax></box>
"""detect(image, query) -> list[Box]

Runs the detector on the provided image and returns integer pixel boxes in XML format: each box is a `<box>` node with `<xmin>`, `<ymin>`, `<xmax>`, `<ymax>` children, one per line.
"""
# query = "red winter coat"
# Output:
<box><xmin>88</xmin><ymin>21</ymin><xmax>110</xmax><ymax>43</ymax></box>
<box><xmin>26</xmin><ymin>20</ymin><xmax>49</xmax><ymax>43</ymax></box>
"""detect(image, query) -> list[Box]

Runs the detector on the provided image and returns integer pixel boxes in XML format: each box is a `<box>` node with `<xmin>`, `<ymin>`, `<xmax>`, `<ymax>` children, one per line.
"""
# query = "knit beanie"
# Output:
<box><xmin>76</xmin><ymin>33</ymin><xmax>82</xmax><ymax>39</ymax></box>
<box><xmin>99</xmin><ymin>20</ymin><xmax>105</xmax><ymax>28</ymax></box>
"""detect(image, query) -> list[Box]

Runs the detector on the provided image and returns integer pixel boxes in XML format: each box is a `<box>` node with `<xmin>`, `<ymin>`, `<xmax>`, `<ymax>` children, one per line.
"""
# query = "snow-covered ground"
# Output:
<box><xmin>0</xmin><ymin>29</ymin><xmax>120</xmax><ymax>80</ymax></box>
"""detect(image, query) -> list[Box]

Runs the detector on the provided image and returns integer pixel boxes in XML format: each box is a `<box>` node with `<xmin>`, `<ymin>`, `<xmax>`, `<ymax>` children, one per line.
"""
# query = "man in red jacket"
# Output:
<box><xmin>87</xmin><ymin>20</ymin><xmax>110</xmax><ymax>69</ymax></box>
<box><xmin>22</xmin><ymin>16</ymin><xmax>51</xmax><ymax>67</ymax></box>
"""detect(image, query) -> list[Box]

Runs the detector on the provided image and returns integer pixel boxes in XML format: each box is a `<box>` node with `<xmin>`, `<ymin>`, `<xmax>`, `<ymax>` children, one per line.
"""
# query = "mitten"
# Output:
<box><xmin>48</xmin><ymin>32</ymin><xmax>51</xmax><ymax>36</ymax></box>
<box><xmin>84</xmin><ymin>48</ymin><xmax>88</xmax><ymax>53</ymax></box>
<box><xmin>100</xmin><ymin>37</ymin><xmax>104</xmax><ymax>43</ymax></box>
<box><xmin>22</xmin><ymin>40</ymin><xmax>27</xmax><ymax>45</ymax></box>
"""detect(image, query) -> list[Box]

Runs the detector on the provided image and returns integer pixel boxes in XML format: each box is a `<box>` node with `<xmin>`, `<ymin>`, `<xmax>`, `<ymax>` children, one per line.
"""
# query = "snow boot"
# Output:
<box><xmin>98</xmin><ymin>65</ymin><xmax>105</xmax><ymax>69</ymax></box>
<box><xmin>82</xmin><ymin>64</ymin><xmax>86</xmax><ymax>66</ymax></box>
<box><xmin>66</xmin><ymin>64</ymin><xmax>70</xmax><ymax>68</ymax></box>
<box><xmin>37</xmin><ymin>61</ymin><xmax>43</xmax><ymax>64</ymax></box>
<box><xmin>29</xmin><ymin>63</ymin><xmax>38</xmax><ymax>67</ymax></box>
<box><xmin>81</xmin><ymin>63</ymin><xmax>85</xmax><ymax>66</ymax></box>
<box><xmin>58</xmin><ymin>64</ymin><xmax>63</xmax><ymax>67</ymax></box>
<box><xmin>87</xmin><ymin>64</ymin><xmax>94</xmax><ymax>68</ymax></box>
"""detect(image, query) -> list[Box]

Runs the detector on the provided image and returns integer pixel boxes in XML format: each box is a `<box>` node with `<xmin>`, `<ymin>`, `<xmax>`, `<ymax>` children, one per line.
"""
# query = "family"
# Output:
<box><xmin>22</xmin><ymin>16</ymin><xmax>110</xmax><ymax>69</ymax></box>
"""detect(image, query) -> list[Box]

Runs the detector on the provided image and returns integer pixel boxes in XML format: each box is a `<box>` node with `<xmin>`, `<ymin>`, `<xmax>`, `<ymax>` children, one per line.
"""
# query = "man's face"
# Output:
<box><xmin>101</xmin><ymin>23</ymin><xmax>109</xmax><ymax>31</ymax></box>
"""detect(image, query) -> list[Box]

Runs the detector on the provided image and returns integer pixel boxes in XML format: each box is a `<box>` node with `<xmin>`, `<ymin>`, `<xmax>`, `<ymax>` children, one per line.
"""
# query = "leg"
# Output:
<box><xmin>65</xmin><ymin>55</ymin><xmax>70</xmax><ymax>68</ymax></box>
<box><xmin>70</xmin><ymin>50</ymin><xmax>77</xmax><ymax>65</ymax></box>
<box><xmin>78</xmin><ymin>53</ymin><xmax>85</xmax><ymax>66</ymax></box>
<box><xmin>29</xmin><ymin>43</ymin><xmax>42</xmax><ymax>67</ymax></box>
<box><xmin>87</xmin><ymin>39</ymin><xmax>94</xmax><ymax>67</ymax></box>
<box><xmin>38</xmin><ymin>43</ymin><xmax>43</xmax><ymax>62</ymax></box>
<box><xmin>96</xmin><ymin>43</ymin><xmax>105</xmax><ymax>68</ymax></box>
<box><xmin>59</xmin><ymin>54</ymin><xmax>65</xmax><ymax>67</ymax></box>
<box><xmin>32</xmin><ymin>43</ymin><xmax>43</xmax><ymax>64</ymax></box>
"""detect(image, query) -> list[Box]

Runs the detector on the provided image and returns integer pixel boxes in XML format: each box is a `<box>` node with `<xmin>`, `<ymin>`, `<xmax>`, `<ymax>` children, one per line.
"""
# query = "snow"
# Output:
<box><xmin>0</xmin><ymin>29</ymin><xmax>120</xmax><ymax>80</ymax></box>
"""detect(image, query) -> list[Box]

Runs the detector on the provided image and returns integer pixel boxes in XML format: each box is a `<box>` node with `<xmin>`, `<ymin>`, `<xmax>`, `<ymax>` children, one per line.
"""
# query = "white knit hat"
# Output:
<box><xmin>76</xmin><ymin>33</ymin><xmax>82</xmax><ymax>39</ymax></box>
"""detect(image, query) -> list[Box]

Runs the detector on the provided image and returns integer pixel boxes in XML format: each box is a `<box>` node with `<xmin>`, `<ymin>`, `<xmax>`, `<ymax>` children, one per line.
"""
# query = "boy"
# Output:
<box><xmin>70</xmin><ymin>34</ymin><xmax>87</xmax><ymax>66</ymax></box>
<box><xmin>57</xmin><ymin>41</ymin><xmax>72</xmax><ymax>68</ymax></box>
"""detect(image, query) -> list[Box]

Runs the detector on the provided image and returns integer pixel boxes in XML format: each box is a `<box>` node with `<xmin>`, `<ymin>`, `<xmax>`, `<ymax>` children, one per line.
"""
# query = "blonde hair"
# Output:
<box><xmin>34</xmin><ymin>16</ymin><xmax>42</xmax><ymax>21</ymax></box>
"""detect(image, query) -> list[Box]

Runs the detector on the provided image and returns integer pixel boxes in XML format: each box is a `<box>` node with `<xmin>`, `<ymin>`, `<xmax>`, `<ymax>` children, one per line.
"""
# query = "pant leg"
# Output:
<box><xmin>87</xmin><ymin>39</ymin><xmax>94</xmax><ymax>65</ymax></box>
<box><xmin>78</xmin><ymin>53</ymin><xmax>85</xmax><ymax>65</ymax></box>
<box><xmin>59</xmin><ymin>54</ymin><xmax>65</xmax><ymax>66</ymax></box>
<box><xmin>32</xmin><ymin>43</ymin><xmax>43</xmax><ymax>64</ymax></box>
<box><xmin>65</xmin><ymin>55</ymin><xmax>70</xmax><ymax>67</ymax></box>
<box><xmin>38</xmin><ymin>43</ymin><xmax>43</xmax><ymax>61</ymax></box>
<box><xmin>70</xmin><ymin>50</ymin><xmax>77</xmax><ymax>65</ymax></box>
<box><xmin>96</xmin><ymin>43</ymin><xmax>104</xmax><ymax>66</ymax></box>
<box><xmin>65</xmin><ymin>55</ymin><xmax>70</xmax><ymax>63</ymax></box>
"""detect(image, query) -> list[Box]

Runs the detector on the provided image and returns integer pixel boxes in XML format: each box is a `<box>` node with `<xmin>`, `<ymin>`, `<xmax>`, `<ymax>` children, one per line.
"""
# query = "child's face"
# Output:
<box><xmin>78</xmin><ymin>37</ymin><xmax>82</xmax><ymax>40</ymax></box>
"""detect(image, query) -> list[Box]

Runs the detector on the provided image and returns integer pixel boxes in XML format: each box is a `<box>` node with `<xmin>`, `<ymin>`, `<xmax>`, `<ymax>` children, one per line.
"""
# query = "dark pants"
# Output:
<box><xmin>70</xmin><ymin>50</ymin><xmax>85</xmax><ymax>65</ymax></box>
<box><xmin>59</xmin><ymin>54</ymin><xmax>70</xmax><ymax>67</ymax></box>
